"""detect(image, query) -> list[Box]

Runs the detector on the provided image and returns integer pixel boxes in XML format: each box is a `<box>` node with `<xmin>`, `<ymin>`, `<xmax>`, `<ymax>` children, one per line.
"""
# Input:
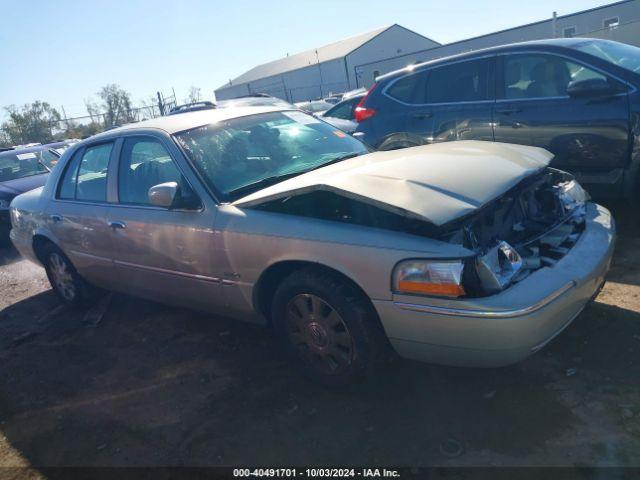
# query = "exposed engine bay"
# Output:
<box><xmin>251</xmin><ymin>167</ymin><xmax>588</xmax><ymax>298</ymax></box>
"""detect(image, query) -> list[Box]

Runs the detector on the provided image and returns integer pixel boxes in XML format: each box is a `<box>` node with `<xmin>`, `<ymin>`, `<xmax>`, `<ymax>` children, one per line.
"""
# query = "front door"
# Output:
<box><xmin>493</xmin><ymin>52</ymin><xmax>629</xmax><ymax>186</ymax></box>
<box><xmin>105</xmin><ymin>134</ymin><xmax>223</xmax><ymax>312</ymax></box>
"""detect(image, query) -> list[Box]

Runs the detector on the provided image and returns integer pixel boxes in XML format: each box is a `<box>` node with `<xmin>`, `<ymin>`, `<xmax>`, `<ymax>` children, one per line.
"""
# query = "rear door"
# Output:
<box><xmin>46</xmin><ymin>141</ymin><xmax>117</xmax><ymax>288</ymax></box>
<box><xmin>423</xmin><ymin>56</ymin><xmax>495</xmax><ymax>143</ymax></box>
<box><xmin>493</xmin><ymin>52</ymin><xmax>629</xmax><ymax>184</ymax></box>
<box><xmin>105</xmin><ymin>133</ymin><xmax>223</xmax><ymax>312</ymax></box>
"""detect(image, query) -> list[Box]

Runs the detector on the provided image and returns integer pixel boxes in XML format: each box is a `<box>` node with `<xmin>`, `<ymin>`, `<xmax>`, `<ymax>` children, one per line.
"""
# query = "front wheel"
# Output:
<box><xmin>271</xmin><ymin>268</ymin><xmax>387</xmax><ymax>385</ymax></box>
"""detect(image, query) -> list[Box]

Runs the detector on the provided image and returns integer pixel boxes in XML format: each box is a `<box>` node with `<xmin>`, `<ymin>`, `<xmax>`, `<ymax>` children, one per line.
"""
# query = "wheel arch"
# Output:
<box><xmin>376</xmin><ymin>132</ymin><xmax>425</xmax><ymax>151</ymax></box>
<box><xmin>32</xmin><ymin>232</ymin><xmax>59</xmax><ymax>265</ymax></box>
<box><xmin>253</xmin><ymin>260</ymin><xmax>378</xmax><ymax>326</ymax></box>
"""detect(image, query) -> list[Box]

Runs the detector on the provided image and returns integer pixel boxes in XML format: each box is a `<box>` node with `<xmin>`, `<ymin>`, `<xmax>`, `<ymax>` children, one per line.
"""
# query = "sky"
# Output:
<box><xmin>0</xmin><ymin>0</ymin><xmax>616</xmax><ymax>119</ymax></box>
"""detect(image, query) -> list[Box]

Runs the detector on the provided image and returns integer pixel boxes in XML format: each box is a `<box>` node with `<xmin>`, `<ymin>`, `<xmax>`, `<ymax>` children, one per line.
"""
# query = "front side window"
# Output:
<box><xmin>427</xmin><ymin>58</ymin><xmax>490</xmax><ymax>103</ymax></box>
<box><xmin>58</xmin><ymin>143</ymin><xmax>112</xmax><ymax>202</ymax></box>
<box><xmin>175</xmin><ymin>111</ymin><xmax>369</xmax><ymax>201</ymax></box>
<box><xmin>503</xmin><ymin>54</ymin><xmax>608</xmax><ymax>99</ymax></box>
<box><xmin>118</xmin><ymin>137</ymin><xmax>199</xmax><ymax>208</ymax></box>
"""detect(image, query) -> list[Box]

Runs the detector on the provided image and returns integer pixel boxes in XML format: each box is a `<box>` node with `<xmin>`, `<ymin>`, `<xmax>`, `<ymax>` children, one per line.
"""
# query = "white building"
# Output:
<box><xmin>215</xmin><ymin>0</ymin><xmax>640</xmax><ymax>101</ymax></box>
<box><xmin>214</xmin><ymin>25</ymin><xmax>440</xmax><ymax>102</ymax></box>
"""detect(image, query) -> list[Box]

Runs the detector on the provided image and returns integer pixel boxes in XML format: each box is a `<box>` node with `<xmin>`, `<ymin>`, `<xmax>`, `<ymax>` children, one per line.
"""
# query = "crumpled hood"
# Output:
<box><xmin>233</xmin><ymin>141</ymin><xmax>554</xmax><ymax>226</ymax></box>
<box><xmin>0</xmin><ymin>173</ymin><xmax>49</xmax><ymax>199</ymax></box>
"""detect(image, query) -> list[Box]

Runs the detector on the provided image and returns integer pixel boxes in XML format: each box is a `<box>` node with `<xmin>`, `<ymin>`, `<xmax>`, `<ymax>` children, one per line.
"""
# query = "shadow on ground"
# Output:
<box><xmin>0</xmin><ymin>204</ymin><xmax>638</xmax><ymax>467</ymax></box>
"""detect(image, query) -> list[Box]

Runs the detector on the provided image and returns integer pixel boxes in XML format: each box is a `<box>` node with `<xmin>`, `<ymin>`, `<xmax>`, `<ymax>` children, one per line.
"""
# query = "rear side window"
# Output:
<box><xmin>427</xmin><ymin>58</ymin><xmax>490</xmax><ymax>103</ymax></box>
<box><xmin>58</xmin><ymin>143</ymin><xmax>113</xmax><ymax>202</ymax></box>
<box><xmin>324</xmin><ymin>96</ymin><xmax>361</xmax><ymax>120</ymax></box>
<box><xmin>386</xmin><ymin>71</ymin><xmax>427</xmax><ymax>103</ymax></box>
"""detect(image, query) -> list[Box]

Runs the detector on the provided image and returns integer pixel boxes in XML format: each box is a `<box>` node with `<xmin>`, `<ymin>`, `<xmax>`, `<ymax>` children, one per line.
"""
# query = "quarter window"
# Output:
<box><xmin>118</xmin><ymin>137</ymin><xmax>199</xmax><ymax>208</ymax></box>
<box><xmin>503</xmin><ymin>54</ymin><xmax>608</xmax><ymax>99</ymax></box>
<box><xmin>426</xmin><ymin>58</ymin><xmax>490</xmax><ymax>103</ymax></box>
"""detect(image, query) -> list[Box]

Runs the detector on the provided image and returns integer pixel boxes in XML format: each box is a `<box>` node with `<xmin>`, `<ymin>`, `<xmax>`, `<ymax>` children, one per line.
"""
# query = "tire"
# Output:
<box><xmin>41</xmin><ymin>244</ymin><xmax>99</xmax><ymax>308</ymax></box>
<box><xmin>271</xmin><ymin>268</ymin><xmax>387</xmax><ymax>386</ymax></box>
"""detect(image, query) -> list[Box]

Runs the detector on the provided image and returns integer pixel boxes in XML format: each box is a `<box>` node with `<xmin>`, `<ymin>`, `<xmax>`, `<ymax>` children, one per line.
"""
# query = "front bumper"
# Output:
<box><xmin>0</xmin><ymin>209</ymin><xmax>11</xmax><ymax>243</ymax></box>
<box><xmin>373</xmin><ymin>202</ymin><xmax>615</xmax><ymax>367</ymax></box>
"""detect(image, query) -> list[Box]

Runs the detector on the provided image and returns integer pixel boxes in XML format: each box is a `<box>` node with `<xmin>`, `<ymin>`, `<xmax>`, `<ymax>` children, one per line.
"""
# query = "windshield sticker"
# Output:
<box><xmin>332</xmin><ymin>130</ymin><xmax>347</xmax><ymax>138</ymax></box>
<box><xmin>16</xmin><ymin>153</ymin><xmax>37</xmax><ymax>160</ymax></box>
<box><xmin>283</xmin><ymin>111</ymin><xmax>321</xmax><ymax>125</ymax></box>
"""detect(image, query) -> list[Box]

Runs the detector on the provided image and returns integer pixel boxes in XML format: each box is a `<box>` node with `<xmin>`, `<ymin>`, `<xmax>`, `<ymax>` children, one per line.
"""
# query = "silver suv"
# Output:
<box><xmin>9</xmin><ymin>106</ymin><xmax>615</xmax><ymax>385</ymax></box>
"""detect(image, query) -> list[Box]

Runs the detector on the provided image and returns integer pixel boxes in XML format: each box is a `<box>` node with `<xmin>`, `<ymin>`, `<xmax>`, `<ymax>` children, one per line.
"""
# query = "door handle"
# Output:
<box><xmin>495</xmin><ymin>107</ymin><xmax>522</xmax><ymax>115</ymax></box>
<box><xmin>49</xmin><ymin>214</ymin><xmax>63</xmax><ymax>223</ymax></box>
<box><xmin>107</xmin><ymin>220</ymin><xmax>126</xmax><ymax>230</ymax></box>
<box><xmin>413</xmin><ymin>112</ymin><xmax>433</xmax><ymax>119</ymax></box>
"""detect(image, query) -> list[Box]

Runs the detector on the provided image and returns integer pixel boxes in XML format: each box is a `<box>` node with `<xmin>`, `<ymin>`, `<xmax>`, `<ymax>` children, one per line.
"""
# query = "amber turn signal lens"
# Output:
<box><xmin>397</xmin><ymin>280</ymin><xmax>466</xmax><ymax>297</ymax></box>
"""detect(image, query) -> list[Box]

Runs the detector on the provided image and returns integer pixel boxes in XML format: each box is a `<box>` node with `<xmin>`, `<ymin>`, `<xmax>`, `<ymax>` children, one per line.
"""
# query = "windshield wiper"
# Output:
<box><xmin>307</xmin><ymin>152</ymin><xmax>364</xmax><ymax>172</ymax></box>
<box><xmin>227</xmin><ymin>171</ymin><xmax>303</xmax><ymax>198</ymax></box>
<box><xmin>227</xmin><ymin>152</ymin><xmax>365</xmax><ymax>199</ymax></box>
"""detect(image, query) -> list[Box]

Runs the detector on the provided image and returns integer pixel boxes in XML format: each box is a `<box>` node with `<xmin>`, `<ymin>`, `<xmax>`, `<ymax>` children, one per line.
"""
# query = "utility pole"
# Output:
<box><xmin>552</xmin><ymin>11</ymin><xmax>558</xmax><ymax>38</ymax></box>
<box><xmin>157</xmin><ymin>91</ymin><xmax>165</xmax><ymax>116</ymax></box>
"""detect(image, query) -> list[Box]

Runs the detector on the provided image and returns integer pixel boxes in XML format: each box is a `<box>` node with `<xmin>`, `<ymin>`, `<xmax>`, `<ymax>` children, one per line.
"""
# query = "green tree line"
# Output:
<box><xmin>1</xmin><ymin>84</ymin><xmax>141</xmax><ymax>148</ymax></box>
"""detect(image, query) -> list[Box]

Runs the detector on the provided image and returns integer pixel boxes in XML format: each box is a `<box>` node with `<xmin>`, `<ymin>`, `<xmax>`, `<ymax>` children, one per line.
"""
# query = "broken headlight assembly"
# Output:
<box><xmin>556</xmin><ymin>179</ymin><xmax>589</xmax><ymax>214</ymax></box>
<box><xmin>393</xmin><ymin>259</ymin><xmax>466</xmax><ymax>298</ymax></box>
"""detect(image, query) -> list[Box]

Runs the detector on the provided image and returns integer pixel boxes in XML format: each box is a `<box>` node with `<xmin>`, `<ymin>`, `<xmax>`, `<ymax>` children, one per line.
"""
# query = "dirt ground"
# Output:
<box><xmin>0</xmin><ymin>202</ymin><xmax>638</xmax><ymax>468</ymax></box>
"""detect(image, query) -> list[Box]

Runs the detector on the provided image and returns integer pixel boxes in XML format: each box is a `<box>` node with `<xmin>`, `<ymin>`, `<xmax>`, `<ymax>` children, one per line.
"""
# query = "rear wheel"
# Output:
<box><xmin>272</xmin><ymin>268</ymin><xmax>386</xmax><ymax>385</ymax></box>
<box><xmin>42</xmin><ymin>244</ymin><xmax>98</xmax><ymax>308</ymax></box>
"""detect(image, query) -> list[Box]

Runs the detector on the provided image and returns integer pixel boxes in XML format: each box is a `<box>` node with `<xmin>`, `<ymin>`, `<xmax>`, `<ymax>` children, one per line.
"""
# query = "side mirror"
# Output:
<box><xmin>567</xmin><ymin>78</ymin><xmax>617</xmax><ymax>98</ymax></box>
<box><xmin>148</xmin><ymin>182</ymin><xmax>178</xmax><ymax>208</ymax></box>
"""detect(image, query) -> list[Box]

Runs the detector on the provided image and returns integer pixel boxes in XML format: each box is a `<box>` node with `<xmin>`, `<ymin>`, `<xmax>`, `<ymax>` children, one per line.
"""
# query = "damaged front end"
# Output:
<box><xmin>246</xmin><ymin>165</ymin><xmax>588</xmax><ymax>300</ymax></box>
<box><xmin>440</xmin><ymin>168</ymin><xmax>589</xmax><ymax>297</ymax></box>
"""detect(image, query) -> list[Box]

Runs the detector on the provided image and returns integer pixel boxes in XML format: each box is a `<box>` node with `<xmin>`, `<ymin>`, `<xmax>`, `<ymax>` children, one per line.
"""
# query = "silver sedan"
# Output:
<box><xmin>9</xmin><ymin>106</ymin><xmax>615</xmax><ymax>385</ymax></box>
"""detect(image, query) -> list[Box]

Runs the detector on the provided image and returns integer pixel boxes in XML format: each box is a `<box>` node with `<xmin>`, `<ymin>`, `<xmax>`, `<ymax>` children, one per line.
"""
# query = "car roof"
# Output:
<box><xmin>89</xmin><ymin>105</ymin><xmax>292</xmax><ymax>139</ymax></box>
<box><xmin>377</xmin><ymin>37</ymin><xmax>610</xmax><ymax>82</ymax></box>
<box><xmin>0</xmin><ymin>141</ymin><xmax>70</xmax><ymax>158</ymax></box>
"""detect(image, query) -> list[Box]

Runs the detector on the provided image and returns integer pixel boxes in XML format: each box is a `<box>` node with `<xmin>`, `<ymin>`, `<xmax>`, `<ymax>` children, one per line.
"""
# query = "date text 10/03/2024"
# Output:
<box><xmin>233</xmin><ymin>469</ymin><xmax>401</xmax><ymax>477</ymax></box>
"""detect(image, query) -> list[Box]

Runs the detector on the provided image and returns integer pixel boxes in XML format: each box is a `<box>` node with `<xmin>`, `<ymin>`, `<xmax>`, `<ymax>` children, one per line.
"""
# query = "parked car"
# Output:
<box><xmin>0</xmin><ymin>142</ymin><xmax>70</xmax><ymax>243</ymax></box>
<box><xmin>354</xmin><ymin>38</ymin><xmax>640</xmax><ymax>199</ymax></box>
<box><xmin>294</xmin><ymin>100</ymin><xmax>334</xmax><ymax>116</ymax></box>
<box><xmin>168</xmin><ymin>101</ymin><xmax>216</xmax><ymax>115</ymax></box>
<box><xmin>10</xmin><ymin>106</ymin><xmax>614</xmax><ymax>385</ymax></box>
<box><xmin>217</xmin><ymin>95</ymin><xmax>295</xmax><ymax>109</ymax></box>
<box><xmin>321</xmin><ymin>92</ymin><xmax>366</xmax><ymax>133</ymax></box>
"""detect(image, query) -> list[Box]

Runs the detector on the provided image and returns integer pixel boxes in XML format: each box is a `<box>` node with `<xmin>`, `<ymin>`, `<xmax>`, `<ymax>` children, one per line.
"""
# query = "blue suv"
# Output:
<box><xmin>354</xmin><ymin>38</ymin><xmax>640</xmax><ymax>199</ymax></box>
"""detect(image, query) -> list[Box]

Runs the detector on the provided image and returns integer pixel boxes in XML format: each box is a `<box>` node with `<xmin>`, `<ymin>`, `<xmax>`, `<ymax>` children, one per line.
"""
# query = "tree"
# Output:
<box><xmin>1</xmin><ymin>101</ymin><xmax>61</xmax><ymax>145</ymax></box>
<box><xmin>184</xmin><ymin>86</ymin><xmax>202</xmax><ymax>104</ymax></box>
<box><xmin>97</xmin><ymin>84</ymin><xmax>135</xmax><ymax>127</ymax></box>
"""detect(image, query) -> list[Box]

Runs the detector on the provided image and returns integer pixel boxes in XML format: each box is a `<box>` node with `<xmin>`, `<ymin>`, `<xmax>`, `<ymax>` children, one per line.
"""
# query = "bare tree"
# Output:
<box><xmin>184</xmin><ymin>86</ymin><xmax>202</xmax><ymax>104</ymax></box>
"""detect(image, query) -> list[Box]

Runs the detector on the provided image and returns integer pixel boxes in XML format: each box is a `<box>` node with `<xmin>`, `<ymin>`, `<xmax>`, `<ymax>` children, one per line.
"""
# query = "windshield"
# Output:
<box><xmin>570</xmin><ymin>39</ymin><xmax>640</xmax><ymax>74</ymax></box>
<box><xmin>0</xmin><ymin>150</ymin><xmax>49</xmax><ymax>182</ymax></box>
<box><xmin>174</xmin><ymin>111</ymin><xmax>369</xmax><ymax>201</ymax></box>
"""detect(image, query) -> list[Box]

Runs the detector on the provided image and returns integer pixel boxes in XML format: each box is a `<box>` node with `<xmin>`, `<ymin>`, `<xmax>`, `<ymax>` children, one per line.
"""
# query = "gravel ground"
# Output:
<box><xmin>0</xmin><ymin>202</ymin><xmax>638</xmax><ymax>468</ymax></box>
